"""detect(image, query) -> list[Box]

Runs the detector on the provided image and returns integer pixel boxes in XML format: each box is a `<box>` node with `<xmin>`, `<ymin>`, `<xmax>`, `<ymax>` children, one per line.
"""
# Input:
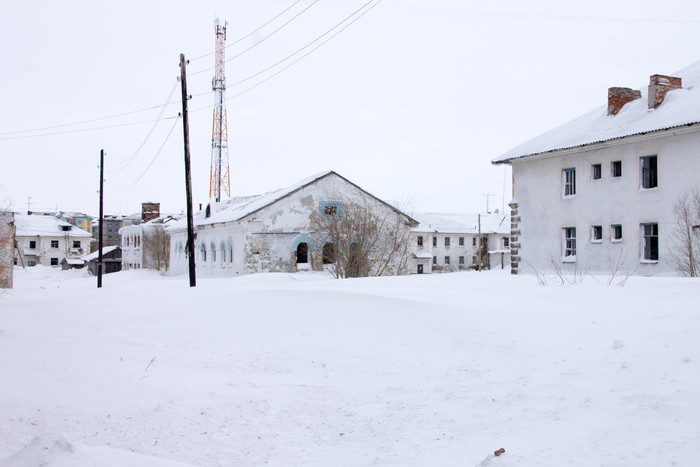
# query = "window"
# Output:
<box><xmin>432</xmin><ymin>256</ymin><xmax>437</xmax><ymax>265</ymax></box>
<box><xmin>432</xmin><ymin>237</ymin><xmax>437</xmax><ymax>247</ymax></box>
<box><xmin>51</xmin><ymin>240</ymin><xmax>59</xmax><ymax>249</ymax></box>
<box><xmin>459</xmin><ymin>256</ymin><xmax>465</xmax><ymax>265</ymax></box>
<box><xmin>445</xmin><ymin>237</ymin><xmax>450</xmax><ymax>247</ymax></box>
<box><xmin>319</xmin><ymin>201</ymin><xmax>343</xmax><ymax>218</ymax></box>
<box><xmin>611</xmin><ymin>224</ymin><xmax>623</xmax><ymax>242</ymax></box>
<box><xmin>472</xmin><ymin>237</ymin><xmax>477</xmax><ymax>247</ymax></box>
<box><xmin>592</xmin><ymin>164</ymin><xmax>602</xmax><ymax>180</ymax></box>
<box><xmin>562</xmin><ymin>227</ymin><xmax>576</xmax><ymax>260</ymax></box>
<box><xmin>591</xmin><ymin>225</ymin><xmax>602</xmax><ymax>242</ymax></box>
<box><xmin>50</xmin><ymin>258</ymin><xmax>59</xmax><ymax>266</ymax></box>
<box><xmin>641</xmin><ymin>223</ymin><xmax>659</xmax><ymax>261</ymax></box>
<box><xmin>322</xmin><ymin>243</ymin><xmax>336</xmax><ymax>264</ymax></box>
<box><xmin>324</xmin><ymin>205</ymin><xmax>337</xmax><ymax>216</ymax></box>
<box><xmin>417</xmin><ymin>236</ymin><xmax>423</xmax><ymax>247</ymax></box>
<box><xmin>611</xmin><ymin>161</ymin><xmax>622</xmax><ymax>177</ymax></box>
<box><xmin>72</xmin><ymin>240</ymin><xmax>81</xmax><ymax>248</ymax></box>
<box><xmin>503</xmin><ymin>237</ymin><xmax>510</xmax><ymax>248</ymax></box>
<box><xmin>444</xmin><ymin>256</ymin><xmax>450</xmax><ymax>265</ymax></box>
<box><xmin>459</xmin><ymin>237</ymin><xmax>464</xmax><ymax>246</ymax></box>
<box><xmin>562</xmin><ymin>168</ymin><xmax>576</xmax><ymax>197</ymax></box>
<box><xmin>641</xmin><ymin>155</ymin><xmax>658</xmax><ymax>189</ymax></box>
<box><xmin>417</xmin><ymin>264</ymin><xmax>424</xmax><ymax>274</ymax></box>
<box><xmin>29</xmin><ymin>240</ymin><xmax>36</xmax><ymax>249</ymax></box>
<box><xmin>28</xmin><ymin>260</ymin><xmax>36</xmax><ymax>267</ymax></box>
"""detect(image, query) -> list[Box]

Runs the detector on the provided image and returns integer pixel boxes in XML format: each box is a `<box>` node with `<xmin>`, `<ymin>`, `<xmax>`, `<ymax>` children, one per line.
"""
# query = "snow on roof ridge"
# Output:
<box><xmin>493</xmin><ymin>59</ymin><xmax>700</xmax><ymax>163</ymax></box>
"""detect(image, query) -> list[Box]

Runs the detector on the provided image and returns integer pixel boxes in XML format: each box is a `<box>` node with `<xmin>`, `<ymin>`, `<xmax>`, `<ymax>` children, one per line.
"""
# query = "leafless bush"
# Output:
<box><xmin>143</xmin><ymin>224</ymin><xmax>170</xmax><ymax>271</ymax></box>
<box><xmin>669</xmin><ymin>189</ymin><xmax>700</xmax><ymax>277</ymax></box>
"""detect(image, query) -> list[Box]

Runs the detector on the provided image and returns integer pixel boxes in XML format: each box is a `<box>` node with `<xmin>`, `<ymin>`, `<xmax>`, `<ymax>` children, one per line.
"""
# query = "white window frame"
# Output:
<box><xmin>562</xmin><ymin>227</ymin><xmax>577</xmax><ymax>262</ymax></box>
<box><xmin>640</xmin><ymin>155</ymin><xmax>658</xmax><ymax>189</ymax></box>
<box><xmin>591</xmin><ymin>163</ymin><xmax>602</xmax><ymax>180</ymax></box>
<box><xmin>640</xmin><ymin>223</ymin><xmax>659</xmax><ymax>262</ymax></box>
<box><xmin>611</xmin><ymin>160</ymin><xmax>622</xmax><ymax>178</ymax></box>
<box><xmin>611</xmin><ymin>224</ymin><xmax>623</xmax><ymax>243</ymax></box>
<box><xmin>591</xmin><ymin>225</ymin><xmax>602</xmax><ymax>243</ymax></box>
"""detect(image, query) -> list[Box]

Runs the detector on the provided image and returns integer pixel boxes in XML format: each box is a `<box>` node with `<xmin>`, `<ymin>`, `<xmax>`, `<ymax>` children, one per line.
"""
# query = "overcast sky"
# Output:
<box><xmin>2</xmin><ymin>0</ymin><xmax>700</xmax><ymax>218</ymax></box>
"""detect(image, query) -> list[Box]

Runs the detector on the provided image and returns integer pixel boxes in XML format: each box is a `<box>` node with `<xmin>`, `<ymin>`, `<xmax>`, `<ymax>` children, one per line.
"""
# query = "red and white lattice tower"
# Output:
<box><xmin>210</xmin><ymin>18</ymin><xmax>230</xmax><ymax>202</ymax></box>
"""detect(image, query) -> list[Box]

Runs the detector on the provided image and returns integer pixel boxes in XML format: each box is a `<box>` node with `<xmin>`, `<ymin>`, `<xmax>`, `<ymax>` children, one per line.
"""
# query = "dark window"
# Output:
<box><xmin>29</xmin><ymin>240</ymin><xmax>36</xmax><ymax>249</ymax></box>
<box><xmin>641</xmin><ymin>156</ymin><xmax>658</xmax><ymax>189</ymax></box>
<box><xmin>432</xmin><ymin>256</ymin><xmax>437</xmax><ymax>265</ymax></box>
<box><xmin>459</xmin><ymin>256</ymin><xmax>465</xmax><ymax>265</ymax></box>
<box><xmin>445</xmin><ymin>237</ymin><xmax>450</xmax><ymax>247</ymax></box>
<box><xmin>51</xmin><ymin>240</ymin><xmax>59</xmax><ymax>248</ymax></box>
<box><xmin>642</xmin><ymin>223</ymin><xmax>659</xmax><ymax>261</ymax></box>
<box><xmin>432</xmin><ymin>237</ymin><xmax>437</xmax><ymax>247</ymax></box>
<box><xmin>472</xmin><ymin>237</ymin><xmax>477</xmax><ymax>247</ymax></box>
<box><xmin>592</xmin><ymin>225</ymin><xmax>602</xmax><ymax>242</ymax></box>
<box><xmin>50</xmin><ymin>258</ymin><xmax>59</xmax><ymax>266</ymax></box>
<box><xmin>417</xmin><ymin>264</ymin><xmax>424</xmax><ymax>274</ymax></box>
<box><xmin>322</xmin><ymin>243</ymin><xmax>335</xmax><ymax>264</ymax></box>
<box><xmin>503</xmin><ymin>237</ymin><xmax>510</xmax><ymax>247</ymax></box>
<box><xmin>563</xmin><ymin>168</ymin><xmax>576</xmax><ymax>197</ymax></box>
<box><xmin>417</xmin><ymin>236</ymin><xmax>423</xmax><ymax>247</ymax></box>
<box><xmin>592</xmin><ymin>164</ymin><xmax>602</xmax><ymax>180</ymax></box>
<box><xmin>612</xmin><ymin>224</ymin><xmax>623</xmax><ymax>241</ymax></box>
<box><xmin>324</xmin><ymin>205</ymin><xmax>337</xmax><ymax>216</ymax></box>
<box><xmin>296</xmin><ymin>243</ymin><xmax>309</xmax><ymax>264</ymax></box>
<box><xmin>611</xmin><ymin>161</ymin><xmax>622</xmax><ymax>177</ymax></box>
<box><xmin>72</xmin><ymin>241</ymin><xmax>81</xmax><ymax>248</ymax></box>
<box><xmin>444</xmin><ymin>256</ymin><xmax>450</xmax><ymax>265</ymax></box>
<box><xmin>459</xmin><ymin>237</ymin><xmax>464</xmax><ymax>246</ymax></box>
<box><xmin>563</xmin><ymin>227</ymin><xmax>576</xmax><ymax>258</ymax></box>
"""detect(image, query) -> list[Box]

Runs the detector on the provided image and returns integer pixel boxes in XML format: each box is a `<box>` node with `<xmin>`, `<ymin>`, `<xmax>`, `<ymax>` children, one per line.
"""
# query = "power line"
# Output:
<box><xmin>188</xmin><ymin>0</ymin><xmax>306</xmax><ymax>62</ymax></box>
<box><xmin>107</xmin><ymin>80</ymin><xmax>179</xmax><ymax>169</ymax></box>
<box><xmin>189</xmin><ymin>0</ymin><xmax>320</xmax><ymax>77</ymax></box>
<box><xmin>106</xmin><ymin>115</ymin><xmax>181</xmax><ymax>196</ymax></box>
<box><xmin>189</xmin><ymin>0</ymin><xmax>382</xmax><ymax>112</ymax></box>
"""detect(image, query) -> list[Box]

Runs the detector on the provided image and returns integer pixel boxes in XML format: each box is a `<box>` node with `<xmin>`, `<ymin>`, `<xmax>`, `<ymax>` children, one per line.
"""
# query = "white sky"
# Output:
<box><xmin>2</xmin><ymin>0</ymin><xmax>700</xmax><ymax>217</ymax></box>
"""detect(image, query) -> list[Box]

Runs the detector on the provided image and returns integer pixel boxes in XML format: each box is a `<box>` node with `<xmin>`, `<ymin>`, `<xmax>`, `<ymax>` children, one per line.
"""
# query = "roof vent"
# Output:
<box><xmin>607</xmin><ymin>87</ymin><xmax>641</xmax><ymax>116</ymax></box>
<box><xmin>648</xmin><ymin>74</ymin><xmax>682</xmax><ymax>109</ymax></box>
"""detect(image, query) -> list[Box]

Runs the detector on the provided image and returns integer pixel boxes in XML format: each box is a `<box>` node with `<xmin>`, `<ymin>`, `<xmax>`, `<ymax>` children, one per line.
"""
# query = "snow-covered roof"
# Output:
<box><xmin>412</xmin><ymin>212</ymin><xmax>509</xmax><ymax>235</ymax></box>
<box><xmin>82</xmin><ymin>245</ymin><xmax>119</xmax><ymax>262</ymax></box>
<box><xmin>493</xmin><ymin>60</ymin><xmax>700</xmax><ymax>163</ymax></box>
<box><xmin>62</xmin><ymin>258</ymin><xmax>85</xmax><ymax>265</ymax></box>
<box><xmin>14</xmin><ymin>214</ymin><xmax>93</xmax><ymax>238</ymax></box>
<box><xmin>168</xmin><ymin>171</ymin><xmax>417</xmax><ymax>232</ymax></box>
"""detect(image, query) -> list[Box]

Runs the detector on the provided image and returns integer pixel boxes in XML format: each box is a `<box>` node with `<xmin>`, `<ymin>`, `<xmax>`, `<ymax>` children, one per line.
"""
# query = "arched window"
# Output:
<box><xmin>210</xmin><ymin>242</ymin><xmax>216</xmax><ymax>264</ymax></box>
<box><xmin>227</xmin><ymin>237</ymin><xmax>234</xmax><ymax>264</ymax></box>
<box><xmin>322</xmin><ymin>243</ymin><xmax>335</xmax><ymax>264</ymax></box>
<box><xmin>219</xmin><ymin>242</ymin><xmax>225</xmax><ymax>266</ymax></box>
<box><xmin>296</xmin><ymin>242</ymin><xmax>309</xmax><ymax>264</ymax></box>
<box><xmin>200</xmin><ymin>243</ymin><xmax>207</xmax><ymax>262</ymax></box>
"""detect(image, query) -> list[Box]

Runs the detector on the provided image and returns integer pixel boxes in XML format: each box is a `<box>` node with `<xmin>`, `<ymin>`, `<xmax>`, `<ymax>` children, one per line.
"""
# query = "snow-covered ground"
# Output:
<box><xmin>1</xmin><ymin>266</ymin><xmax>698</xmax><ymax>466</ymax></box>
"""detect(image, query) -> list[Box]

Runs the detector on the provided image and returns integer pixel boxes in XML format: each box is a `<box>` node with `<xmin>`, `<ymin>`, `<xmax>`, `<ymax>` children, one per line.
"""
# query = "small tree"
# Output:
<box><xmin>143</xmin><ymin>224</ymin><xmax>170</xmax><ymax>271</ymax></box>
<box><xmin>311</xmin><ymin>198</ymin><xmax>415</xmax><ymax>278</ymax></box>
<box><xmin>669</xmin><ymin>189</ymin><xmax>700</xmax><ymax>277</ymax></box>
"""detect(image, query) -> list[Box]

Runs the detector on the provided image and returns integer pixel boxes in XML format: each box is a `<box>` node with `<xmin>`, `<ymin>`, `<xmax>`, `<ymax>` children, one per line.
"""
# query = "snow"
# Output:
<box><xmin>1</xmin><ymin>266</ymin><xmax>699</xmax><ymax>466</ymax></box>
<box><xmin>413</xmin><ymin>212</ymin><xmax>509</xmax><ymax>234</ymax></box>
<box><xmin>81</xmin><ymin>246</ymin><xmax>119</xmax><ymax>262</ymax></box>
<box><xmin>494</xmin><ymin>59</ymin><xmax>700</xmax><ymax>163</ymax></box>
<box><xmin>13</xmin><ymin>214</ymin><xmax>92</xmax><ymax>238</ymax></box>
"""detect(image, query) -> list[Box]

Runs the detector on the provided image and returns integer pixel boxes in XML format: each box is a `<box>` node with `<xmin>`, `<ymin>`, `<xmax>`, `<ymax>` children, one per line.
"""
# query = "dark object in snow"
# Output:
<box><xmin>494</xmin><ymin>448</ymin><xmax>505</xmax><ymax>456</ymax></box>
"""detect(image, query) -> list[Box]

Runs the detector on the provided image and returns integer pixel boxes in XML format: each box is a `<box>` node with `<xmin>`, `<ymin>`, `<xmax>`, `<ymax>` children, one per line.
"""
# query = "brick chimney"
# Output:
<box><xmin>607</xmin><ymin>87</ymin><xmax>641</xmax><ymax>116</ymax></box>
<box><xmin>648</xmin><ymin>74</ymin><xmax>682</xmax><ymax>109</ymax></box>
<box><xmin>141</xmin><ymin>202</ymin><xmax>160</xmax><ymax>223</ymax></box>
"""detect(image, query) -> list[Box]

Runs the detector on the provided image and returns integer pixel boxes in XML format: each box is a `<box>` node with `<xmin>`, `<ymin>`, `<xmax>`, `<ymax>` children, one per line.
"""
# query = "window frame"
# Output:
<box><xmin>611</xmin><ymin>224</ymin><xmax>623</xmax><ymax>242</ymax></box>
<box><xmin>562</xmin><ymin>227</ymin><xmax>577</xmax><ymax>262</ymax></box>
<box><xmin>591</xmin><ymin>163</ymin><xmax>602</xmax><ymax>180</ymax></box>
<box><xmin>641</xmin><ymin>223</ymin><xmax>659</xmax><ymax>262</ymax></box>
<box><xmin>591</xmin><ymin>225</ymin><xmax>603</xmax><ymax>243</ymax></box>
<box><xmin>432</xmin><ymin>237</ymin><xmax>437</xmax><ymax>247</ymax></box>
<box><xmin>459</xmin><ymin>237</ymin><xmax>464</xmax><ymax>246</ymax></box>
<box><xmin>51</xmin><ymin>240</ymin><xmax>59</xmax><ymax>249</ymax></box>
<box><xmin>444</xmin><ymin>256</ymin><xmax>450</xmax><ymax>265</ymax></box>
<box><xmin>640</xmin><ymin>155</ymin><xmax>658</xmax><ymax>189</ymax></box>
<box><xmin>417</xmin><ymin>236</ymin><xmax>423</xmax><ymax>247</ymax></box>
<box><xmin>50</xmin><ymin>258</ymin><xmax>59</xmax><ymax>266</ymax></box>
<box><xmin>562</xmin><ymin>168</ymin><xmax>576</xmax><ymax>198</ymax></box>
<box><xmin>611</xmin><ymin>160</ymin><xmax>622</xmax><ymax>178</ymax></box>
<box><xmin>444</xmin><ymin>237</ymin><xmax>450</xmax><ymax>247</ymax></box>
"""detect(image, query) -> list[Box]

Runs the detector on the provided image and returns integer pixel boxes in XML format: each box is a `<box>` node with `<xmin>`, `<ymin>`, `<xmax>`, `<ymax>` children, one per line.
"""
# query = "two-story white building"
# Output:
<box><xmin>13</xmin><ymin>214</ymin><xmax>92</xmax><ymax>267</ymax></box>
<box><xmin>494</xmin><ymin>61</ymin><xmax>700</xmax><ymax>276</ymax></box>
<box><xmin>411</xmin><ymin>212</ymin><xmax>510</xmax><ymax>273</ymax></box>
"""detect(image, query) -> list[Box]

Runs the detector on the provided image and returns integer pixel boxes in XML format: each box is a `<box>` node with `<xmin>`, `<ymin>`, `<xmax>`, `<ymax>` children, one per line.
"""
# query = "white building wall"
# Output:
<box><xmin>511</xmin><ymin>128</ymin><xmax>700</xmax><ymax>275</ymax></box>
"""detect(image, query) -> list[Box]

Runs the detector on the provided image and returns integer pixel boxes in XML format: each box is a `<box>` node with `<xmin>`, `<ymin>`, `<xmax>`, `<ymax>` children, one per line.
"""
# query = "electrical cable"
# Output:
<box><xmin>188</xmin><ymin>0</ymin><xmax>320</xmax><ymax>77</ymax></box>
<box><xmin>188</xmin><ymin>0</ymin><xmax>306</xmax><ymax>62</ymax></box>
<box><xmin>107</xmin><ymin>80</ymin><xmax>179</xmax><ymax>168</ymax></box>
<box><xmin>106</xmin><ymin>115</ymin><xmax>181</xmax><ymax>196</ymax></box>
<box><xmin>0</xmin><ymin>116</ymin><xmax>180</xmax><ymax>141</ymax></box>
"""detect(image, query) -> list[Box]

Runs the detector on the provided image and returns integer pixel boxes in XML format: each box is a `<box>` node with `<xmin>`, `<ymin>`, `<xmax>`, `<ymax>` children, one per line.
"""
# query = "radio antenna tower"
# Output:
<box><xmin>210</xmin><ymin>18</ymin><xmax>230</xmax><ymax>202</ymax></box>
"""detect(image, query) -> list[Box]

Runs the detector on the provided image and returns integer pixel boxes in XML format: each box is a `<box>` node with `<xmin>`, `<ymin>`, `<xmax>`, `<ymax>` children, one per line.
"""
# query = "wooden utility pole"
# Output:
<box><xmin>477</xmin><ymin>213</ymin><xmax>482</xmax><ymax>272</ymax></box>
<box><xmin>97</xmin><ymin>149</ymin><xmax>104</xmax><ymax>288</ymax></box>
<box><xmin>180</xmin><ymin>53</ymin><xmax>196</xmax><ymax>287</ymax></box>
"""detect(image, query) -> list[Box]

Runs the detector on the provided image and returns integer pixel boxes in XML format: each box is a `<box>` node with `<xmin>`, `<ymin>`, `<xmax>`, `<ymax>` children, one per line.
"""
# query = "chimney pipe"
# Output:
<box><xmin>607</xmin><ymin>87</ymin><xmax>641</xmax><ymax>116</ymax></box>
<box><xmin>648</xmin><ymin>74</ymin><xmax>682</xmax><ymax>109</ymax></box>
